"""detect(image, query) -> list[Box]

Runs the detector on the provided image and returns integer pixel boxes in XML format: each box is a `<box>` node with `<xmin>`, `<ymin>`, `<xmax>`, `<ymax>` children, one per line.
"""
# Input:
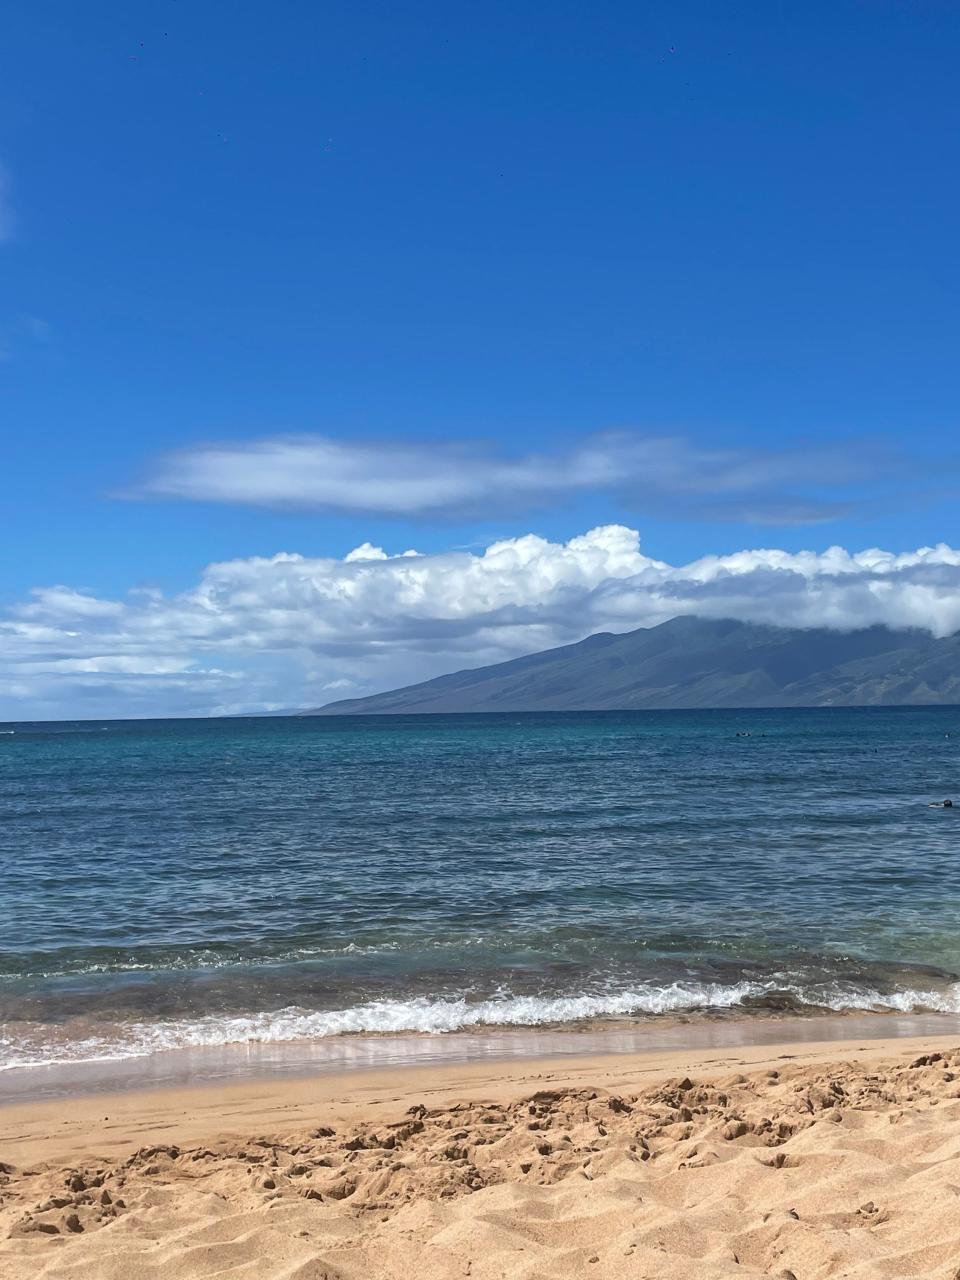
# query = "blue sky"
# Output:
<box><xmin>3</xmin><ymin>1</ymin><xmax>960</xmax><ymax>717</ymax></box>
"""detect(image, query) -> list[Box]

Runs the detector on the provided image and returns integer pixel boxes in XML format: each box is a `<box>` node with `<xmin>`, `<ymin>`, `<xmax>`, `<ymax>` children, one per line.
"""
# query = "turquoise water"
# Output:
<box><xmin>1</xmin><ymin>708</ymin><xmax>959</xmax><ymax>1069</ymax></box>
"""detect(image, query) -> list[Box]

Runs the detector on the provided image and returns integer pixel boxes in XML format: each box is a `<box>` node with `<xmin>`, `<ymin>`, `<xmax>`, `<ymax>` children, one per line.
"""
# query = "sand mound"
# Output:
<box><xmin>4</xmin><ymin>1047</ymin><xmax>960</xmax><ymax>1277</ymax></box>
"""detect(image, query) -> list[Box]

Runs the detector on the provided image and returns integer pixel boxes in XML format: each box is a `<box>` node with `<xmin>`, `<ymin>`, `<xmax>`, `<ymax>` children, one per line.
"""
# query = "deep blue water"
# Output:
<box><xmin>1</xmin><ymin>708</ymin><xmax>959</xmax><ymax>1068</ymax></box>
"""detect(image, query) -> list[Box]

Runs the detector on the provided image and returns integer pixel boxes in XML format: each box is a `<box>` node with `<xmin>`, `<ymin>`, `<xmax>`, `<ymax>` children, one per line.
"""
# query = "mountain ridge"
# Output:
<box><xmin>302</xmin><ymin>617</ymin><xmax>960</xmax><ymax>715</ymax></box>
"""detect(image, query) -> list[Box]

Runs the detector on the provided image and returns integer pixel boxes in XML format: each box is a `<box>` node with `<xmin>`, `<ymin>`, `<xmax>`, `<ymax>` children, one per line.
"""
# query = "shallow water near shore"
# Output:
<box><xmin>5</xmin><ymin>1011</ymin><xmax>960</xmax><ymax>1104</ymax></box>
<box><xmin>2</xmin><ymin>707</ymin><xmax>960</xmax><ymax>1078</ymax></box>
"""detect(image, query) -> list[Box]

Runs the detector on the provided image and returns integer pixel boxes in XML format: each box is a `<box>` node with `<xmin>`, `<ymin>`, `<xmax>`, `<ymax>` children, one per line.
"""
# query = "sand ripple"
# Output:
<box><xmin>4</xmin><ymin>1047</ymin><xmax>960</xmax><ymax>1277</ymax></box>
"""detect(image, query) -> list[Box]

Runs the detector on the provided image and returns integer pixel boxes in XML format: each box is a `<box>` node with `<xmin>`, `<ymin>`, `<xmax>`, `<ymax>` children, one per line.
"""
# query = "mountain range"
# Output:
<box><xmin>303</xmin><ymin>617</ymin><xmax>960</xmax><ymax>715</ymax></box>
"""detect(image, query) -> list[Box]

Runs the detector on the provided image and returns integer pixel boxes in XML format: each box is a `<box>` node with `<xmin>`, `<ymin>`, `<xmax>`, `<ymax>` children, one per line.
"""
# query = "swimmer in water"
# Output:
<box><xmin>929</xmin><ymin>799</ymin><xmax>954</xmax><ymax>808</ymax></box>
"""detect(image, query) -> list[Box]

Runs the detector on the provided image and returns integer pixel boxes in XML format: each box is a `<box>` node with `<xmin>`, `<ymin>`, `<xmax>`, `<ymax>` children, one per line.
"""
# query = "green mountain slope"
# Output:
<box><xmin>304</xmin><ymin>617</ymin><xmax>960</xmax><ymax>714</ymax></box>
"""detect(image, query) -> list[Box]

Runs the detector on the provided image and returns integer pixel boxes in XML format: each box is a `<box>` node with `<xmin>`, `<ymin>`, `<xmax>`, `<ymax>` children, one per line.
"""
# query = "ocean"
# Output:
<box><xmin>2</xmin><ymin>708</ymin><xmax>959</xmax><ymax>1076</ymax></box>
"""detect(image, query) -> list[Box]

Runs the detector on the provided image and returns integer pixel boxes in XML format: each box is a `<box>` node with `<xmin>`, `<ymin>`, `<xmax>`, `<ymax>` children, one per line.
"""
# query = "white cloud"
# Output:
<box><xmin>3</xmin><ymin>525</ymin><xmax>960</xmax><ymax>720</ymax></box>
<box><xmin>343</xmin><ymin>542</ymin><xmax>390</xmax><ymax>562</ymax></box>
<box><xmin>130</xmin><ymin>432</ymin><xmax>886</xmax><ymax>525</ymax></box>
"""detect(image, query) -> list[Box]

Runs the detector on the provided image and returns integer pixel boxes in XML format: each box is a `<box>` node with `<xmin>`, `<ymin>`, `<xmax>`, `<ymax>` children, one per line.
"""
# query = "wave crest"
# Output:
<box><xmin>5</xmin><ymin>978</ymin><xmax>960</xmax><ymax>1071</ymax></box>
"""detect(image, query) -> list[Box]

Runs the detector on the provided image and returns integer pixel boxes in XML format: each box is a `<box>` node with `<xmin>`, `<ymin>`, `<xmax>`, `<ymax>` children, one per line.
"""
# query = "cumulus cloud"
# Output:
<box><xmin>131</xmin><ymin>432</ymin><xmax>889</xmax><ymax>525</ymax></box>
<box><xmin>3</xmin><ymin>525</ymin><xmax>960</xmax><ymax>720</ymax></box>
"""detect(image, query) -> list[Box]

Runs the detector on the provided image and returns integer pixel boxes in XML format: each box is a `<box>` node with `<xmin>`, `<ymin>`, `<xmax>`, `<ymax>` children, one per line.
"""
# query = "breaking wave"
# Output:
<box><xmin>5</xmin><ymin>979</ymin><xmax>960</xmax><ymax>1071</ymax></box>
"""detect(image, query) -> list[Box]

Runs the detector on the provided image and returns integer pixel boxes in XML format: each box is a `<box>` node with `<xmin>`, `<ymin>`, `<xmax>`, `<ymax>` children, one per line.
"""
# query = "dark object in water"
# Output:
<box><xmin>740</xmin><ymin>990</ymin><xmax>809</xmax><ymax>1013</ymax></box>
<box><xmin>929</xmin><ymin>799</ymin><xmax>954</xmax><ymax>808</ymax></box>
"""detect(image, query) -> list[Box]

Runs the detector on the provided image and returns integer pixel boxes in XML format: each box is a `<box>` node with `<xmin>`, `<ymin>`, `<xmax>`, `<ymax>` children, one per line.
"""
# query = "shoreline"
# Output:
<box><xmin>4</xmin><ymin>1008</ymin><xmax>960</xmax><ymax>1106</ymax></box>
<box><xmin>5</xmin><ymin>1022</ymin><xmax>960</xmax><ymax>1169</ymax></box>
<box><xmin>1</xmin><ymin>1008</ymin><xmax>958</xmax><ymax>1105</ymax></box>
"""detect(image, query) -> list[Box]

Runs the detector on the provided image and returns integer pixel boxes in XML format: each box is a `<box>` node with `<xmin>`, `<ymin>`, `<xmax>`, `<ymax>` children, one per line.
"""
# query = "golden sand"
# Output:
<box><xmin>4</xmin><ymin>1032</ymin><xmax>960</xmax><ymax>1278</ymax></box>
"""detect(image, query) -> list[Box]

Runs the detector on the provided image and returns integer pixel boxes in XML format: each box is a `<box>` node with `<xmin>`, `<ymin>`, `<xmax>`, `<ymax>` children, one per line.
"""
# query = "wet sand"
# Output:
<box><xmin>5</xmin><ymin>1022</ymin><xmax>960</xmax><ymax>1276</ymax></box>
<box><xmin>5</xmin><ymin>1009</ymin><xmax>960</xmax><ymax>1104</ymax></box>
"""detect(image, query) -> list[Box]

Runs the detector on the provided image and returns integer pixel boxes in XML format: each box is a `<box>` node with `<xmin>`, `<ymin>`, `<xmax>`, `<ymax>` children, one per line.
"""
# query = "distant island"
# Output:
<box><xmin>302</xmin><ymin>616</ymin><xmax>960</xmax><ymax>715</ymax></box>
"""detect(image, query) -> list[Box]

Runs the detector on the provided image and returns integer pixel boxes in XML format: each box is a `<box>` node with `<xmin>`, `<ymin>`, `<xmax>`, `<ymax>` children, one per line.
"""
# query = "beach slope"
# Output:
<box><xmin>4</xmin><ymin>1035</ymin><xmax>960</xmax><ymax>1278</ymax></box>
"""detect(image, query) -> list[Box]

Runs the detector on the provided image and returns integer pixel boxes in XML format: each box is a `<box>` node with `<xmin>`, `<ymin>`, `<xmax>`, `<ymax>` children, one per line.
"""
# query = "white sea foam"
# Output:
<box><xmin>5</xmin><ymin>979</ymin><xmax>960</xmax><ymax>1071</ymax></box>
<box><xmin>812</xmin><ymin>984</ymin><xmax>960</xmax><ymax>1014</ymax></box>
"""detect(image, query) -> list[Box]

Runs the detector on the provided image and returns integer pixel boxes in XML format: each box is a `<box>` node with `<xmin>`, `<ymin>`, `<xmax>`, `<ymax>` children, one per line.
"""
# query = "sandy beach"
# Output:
<box><xmin>5</xmin><ymin>1029</ymin><xmax>960</xmax><ymax>1278</ymax></box>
